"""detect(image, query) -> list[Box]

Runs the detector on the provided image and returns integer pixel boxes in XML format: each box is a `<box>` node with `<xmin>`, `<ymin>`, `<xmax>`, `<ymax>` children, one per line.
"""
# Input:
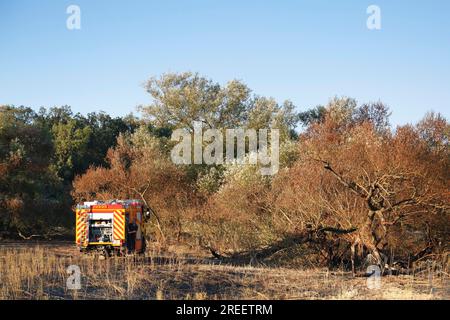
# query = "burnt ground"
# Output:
<box><xmin>0</xmin><ymin>241</ymin><xmax>448</xmax><ymax>300</ymax></box>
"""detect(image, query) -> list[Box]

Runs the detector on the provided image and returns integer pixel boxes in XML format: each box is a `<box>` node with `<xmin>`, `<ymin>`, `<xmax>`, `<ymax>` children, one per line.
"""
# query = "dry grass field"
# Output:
<box><xmin>0</xmin><ymin>242</ymin><xmax>448</xmax><ymax>300</ymax></box>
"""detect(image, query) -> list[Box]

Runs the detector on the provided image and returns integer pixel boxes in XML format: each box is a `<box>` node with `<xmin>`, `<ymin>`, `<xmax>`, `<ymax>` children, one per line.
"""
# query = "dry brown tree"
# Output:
<box><xmin>272</xmin><ymin>105</ymin><xmax>449</xmax><ymax>273</ymax></box>
<box><xmin>72</xmin><ymin>128</ymin><xmax>193</xmax><ymax>243</ymax></box>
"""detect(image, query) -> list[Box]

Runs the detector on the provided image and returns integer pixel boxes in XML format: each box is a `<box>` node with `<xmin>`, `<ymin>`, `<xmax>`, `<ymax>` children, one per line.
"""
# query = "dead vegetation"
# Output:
<box><xmin>0</xmin><ymin>244</ymin><xmax>448</xmax><ymax>300</ymax></box>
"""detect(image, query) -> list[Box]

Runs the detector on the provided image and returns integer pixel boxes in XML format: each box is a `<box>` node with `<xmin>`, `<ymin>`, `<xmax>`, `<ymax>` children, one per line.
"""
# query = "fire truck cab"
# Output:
<box><xmin>75</xmin><ymin>199</ymin><xmax>149</xmax><ymax>256</ymax></box>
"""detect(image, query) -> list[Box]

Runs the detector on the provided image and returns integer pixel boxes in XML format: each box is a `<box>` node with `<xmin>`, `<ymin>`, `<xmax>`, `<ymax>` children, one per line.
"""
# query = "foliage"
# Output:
<box><xmin>2</xmin><ymin>73</ymin><xmax>448</xmax><ymax>273</ymax></box>
<box><xmin>0</xmin><ymin>105</ymin><xmax>136</xmax><ymax>238</ymax></box>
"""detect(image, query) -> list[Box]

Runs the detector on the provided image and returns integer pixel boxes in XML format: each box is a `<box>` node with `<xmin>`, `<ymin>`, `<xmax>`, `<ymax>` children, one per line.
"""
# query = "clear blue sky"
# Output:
<box><xmin>1</xmin><ymin>0</ymin><xmax>449</xmax><ymax>126</ymax></box>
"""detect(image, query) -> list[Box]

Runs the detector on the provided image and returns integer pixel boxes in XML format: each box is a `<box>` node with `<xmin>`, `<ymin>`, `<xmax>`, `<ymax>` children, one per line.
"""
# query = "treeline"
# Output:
<box><xmin>0</xmin><ymin>105</ymin><xmax>141</xmax><ymax>238</ymax></box>
<box><xmin>1</xmin><ymin>72</ymin><xmax>449</xmax><ymax>271</ymax></box>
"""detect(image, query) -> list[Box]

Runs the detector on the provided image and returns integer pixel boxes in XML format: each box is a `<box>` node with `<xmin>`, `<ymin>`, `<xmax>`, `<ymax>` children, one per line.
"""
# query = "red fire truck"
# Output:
<box><xmin>75</xmin><ymin>200</ymin><xmax>150</xmax><ymax>256</ymax></box>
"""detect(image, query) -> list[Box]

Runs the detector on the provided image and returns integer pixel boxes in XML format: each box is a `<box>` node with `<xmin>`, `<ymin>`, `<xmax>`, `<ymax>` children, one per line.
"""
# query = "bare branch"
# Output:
<box><xmin>17</xmin><ymin>230</ymin><xmax>41</xmax><ymax>240</ymax></box>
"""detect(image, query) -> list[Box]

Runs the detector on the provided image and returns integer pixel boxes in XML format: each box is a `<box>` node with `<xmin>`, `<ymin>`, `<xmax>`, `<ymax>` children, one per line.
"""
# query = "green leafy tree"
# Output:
<box><xmin>51</xmin><ymin>119</ymin><xmax>92</xmax><ymax>182</ymax></box>
<box><xmin>0</xmin><ymin>106</ymin><xmax>64</xmax><ymax>237</ymax></box>
<box><xmin>140</xmin><ymin>72</ymin><xmax>252</xmax><ymax>130</ymax></box>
